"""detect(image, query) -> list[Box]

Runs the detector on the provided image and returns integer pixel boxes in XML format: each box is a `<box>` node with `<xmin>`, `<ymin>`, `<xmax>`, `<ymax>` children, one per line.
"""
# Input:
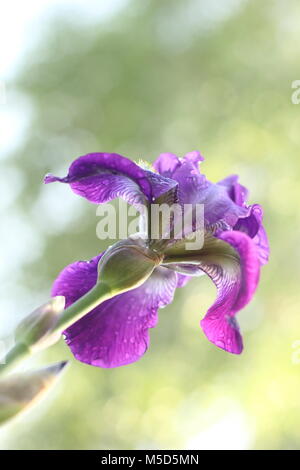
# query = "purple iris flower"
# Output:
<box><xmin>45</xmin><ymin>151</ymin><xmax>269</xmax><ymax>368</ymax></box>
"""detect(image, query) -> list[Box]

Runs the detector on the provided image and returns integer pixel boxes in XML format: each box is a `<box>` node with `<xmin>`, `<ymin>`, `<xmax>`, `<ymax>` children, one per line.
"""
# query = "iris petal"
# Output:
<box><xmin>153</xmin><ymin>152</ymin><xmax>247</xmax><ymax>228</ymax></box>
<box><xmin>45</xmin><ymin>152</ymin><xmax>176</xmax><ymax>210</ymax></box>
<box><xmin>234</xmin><ymin>204</ymin><xmax>269</xmax><ymax>265</ymax></box>
<box><xmin>153</xmin><ymin>153</ymin><xmax>181</xmax><ymax>178</ymax></box>
<box><xmin>52</xmin><ymin>255</ymin><xmax>177</xmax><ymax>368</ymax></box>
<box><xmin>218</xmin><ymin>174</ymin><xmax>249</xmax><ymax>207</ymax></box>
<box><xmin>217</xmin><ymin>174</ymin><xmax>270</xmax><ymax>265</ymax></box>
<box><xmin>48</xmin><ymin>151</ymin><xmax>268</xmax><ymax>361</ymax></box>
<box><xmin>199</xmin><ymin>231</ymin><xmax>260</xmax><ymax>354</ymax></box>
<box><xmin>163</xmin><ymin>230</ymin><xmax>260</xmax><ymax>354</ymax></box>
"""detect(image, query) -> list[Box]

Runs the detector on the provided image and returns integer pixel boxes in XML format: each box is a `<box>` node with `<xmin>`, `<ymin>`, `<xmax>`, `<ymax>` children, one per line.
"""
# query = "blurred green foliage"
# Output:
<box><xmin>1</xmin><ymin>0</ymin><xmax>300</xmax><ymax>449</ymax></box>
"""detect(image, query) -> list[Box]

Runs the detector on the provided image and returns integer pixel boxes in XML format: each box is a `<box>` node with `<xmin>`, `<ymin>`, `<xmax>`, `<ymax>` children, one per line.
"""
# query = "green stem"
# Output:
<box><xmin>52</xmin><ymin>282</ymin><xmax>112</xmax><ymax>334</ymax></box>
<box><xmin>0</xmin><ymin>282</ymin><xmax>113</xmax><ymax>377</ymax></box>
<box><xmin>0</xmin><ymin>343</ymin><xmax>30</xmax><ymax>376</ymax></box>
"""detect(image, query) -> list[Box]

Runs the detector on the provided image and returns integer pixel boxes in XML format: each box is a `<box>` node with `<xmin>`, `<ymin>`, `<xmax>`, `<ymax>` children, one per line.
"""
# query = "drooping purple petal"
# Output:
<box><xmin>45</xmin><ymin>152</ymin><xmax>176</xmax><ymax>209</ymax></box>
<box><xmin>252</xmin><ymin>224</ymin><xmax>269</xmax><ymax>266</ymax></box>
<box><xmin>199</xmin><ymin>230</ymin><xmax>260</xmax><ymax>354</ymax></box>
<box><xmin>52</xmin><ymin>256</ymin><xmax>177</xmax><ymax>368</ymax></box>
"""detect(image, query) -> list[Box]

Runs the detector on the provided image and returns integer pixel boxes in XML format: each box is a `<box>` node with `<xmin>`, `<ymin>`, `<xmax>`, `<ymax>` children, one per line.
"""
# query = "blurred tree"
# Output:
<box><xmin>1</xmin><ymin>0</ymin><xmax>300</xmax><ymax>449</ymax></box>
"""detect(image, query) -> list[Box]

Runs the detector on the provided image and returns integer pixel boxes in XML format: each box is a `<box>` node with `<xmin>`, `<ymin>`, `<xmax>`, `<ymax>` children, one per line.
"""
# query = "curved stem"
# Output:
<box><xmin>0</xmin><ymin>283</ymin><xmax>113</xmax><ymax>377</ymax></box>
<box><xmin>52</xmin><ymin>282</ymin><xmax>112</xmax><ymax>334</ymax></box>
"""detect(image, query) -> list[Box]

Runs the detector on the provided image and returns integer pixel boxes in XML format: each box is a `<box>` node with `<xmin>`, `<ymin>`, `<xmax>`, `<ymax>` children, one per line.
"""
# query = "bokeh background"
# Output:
<box><xmin>0</xmin><ymin>0</ymin><xmax>299</xmax><ymax>450</ymax></box>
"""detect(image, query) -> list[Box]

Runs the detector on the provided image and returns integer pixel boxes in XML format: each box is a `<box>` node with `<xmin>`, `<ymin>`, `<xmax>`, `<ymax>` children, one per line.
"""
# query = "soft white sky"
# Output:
<box><xmin>0</xmin><ymin>0</ymin><xmax>128</xmax><ymax>78</ymax></box>
<box><xmin>0</xmin><ymin>0</ymin><xmax>128</xmax><ymax>158</ymax></box>
<box><xmin>0</xmin><ymin>0</ymin><xmax>129</xmax><ymax>334</ymax></box>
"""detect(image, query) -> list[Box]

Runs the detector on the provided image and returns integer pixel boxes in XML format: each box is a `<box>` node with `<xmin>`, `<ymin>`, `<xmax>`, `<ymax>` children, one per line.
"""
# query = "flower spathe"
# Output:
<box><xmin>46</xmin><ymin>151</ymin><xmax>269</xmax><ymax>368</ymax></box>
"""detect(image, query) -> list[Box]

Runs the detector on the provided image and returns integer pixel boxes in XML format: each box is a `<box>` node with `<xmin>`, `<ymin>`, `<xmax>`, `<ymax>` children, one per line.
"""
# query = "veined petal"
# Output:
<box><xmin>199</xmin><ymin>231</ymin><xmax>260</xmax><ymax>354</ymax></box>
<box><xmin>144</xmin><ymin>169</ymin><xmax>178</xmax><ymax>200</ymax></box>
<box><xmin>253</xmin><ymin>224</ymin><xmax>269</xmax><ymax>266</ymax></box>
<box><xmin>52</xmin><ymin>254</ymin><xmax>103</xmax><ymax>307</ymax></box>
<box><xmin>52</xmin><ymin>256</ymin><xmax>177</xmax><ymax>368</ymax></box>
<box><xmin>175</xmin><ymin>269</ymin><xmax>205</xmax><ymax>288</ymax></box>
<box><xmin>173</xmin><ymin>163</ymin><xmax>247</xmax><ymax>226</ymax></box>
<box><xmin>183</xmin><ymin>150</ymin><xmax>205</xmax><ymax>164</ymax></box>
<box><xmin>154</xmin><ymin>152</ymin><xmax>247</xmax><ymax>228</ymax></box>
<box><xmin>153</xmin><ymin>150</ymin><xmax>203</xmax><ymax>178</ymax></box>
<box><xmin>218</xmin><ymin>176</ymin><xmax>269</xmax><ymax>265</ymax></box>
<box><xmin>163</xmin><ymin>230</ymin><xmax>260</xmax><ymax>354</ymax></box>
<box><xmin>218</xmin><ymin>174</ymin><xmax>249</xmax><ymax>207</ymax></box>
<box><xmin>153</xmin><ymin>153</ymin><xmax>181</xmax><ymax>178</ymax></box>
<box><xmin>234</xmin><ymin>204</ymin><xmax>270</xmax><ymax>266</ymax></box>
<box><xmin>45</xmin><ymin>152</ymin><xmax>175</xmax><ymax>210</ymax></box>
<box><xmin>234</xmin><ymin>204</ymin><xmax>261</xmax><ymax>238</ymax></box>
<box><xmin>176</xmin><ymin>274</ymin><xmax>191</xmax><ymax>288</ymax></box>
